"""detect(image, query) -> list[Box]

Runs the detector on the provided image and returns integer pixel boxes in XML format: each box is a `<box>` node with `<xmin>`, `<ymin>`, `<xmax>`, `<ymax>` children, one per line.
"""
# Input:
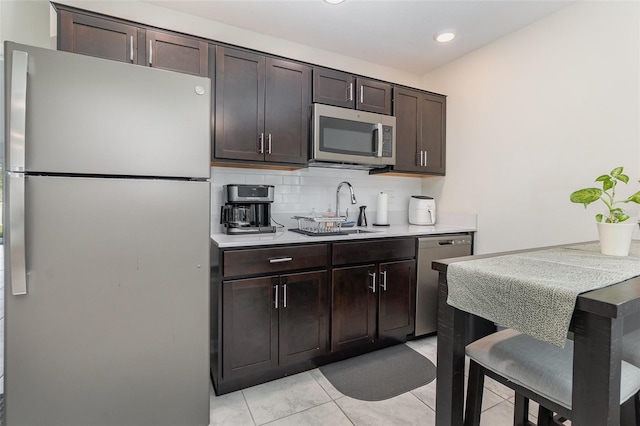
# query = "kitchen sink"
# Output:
<box><xmin>341</xmin><ymin>228</ymin><xmax>378</xmax><ymax>234</ymax></box>
<box><xmin>288</xmin><ymin>227</ymin><xmax>380</xmax><ymax>237</ymax></box>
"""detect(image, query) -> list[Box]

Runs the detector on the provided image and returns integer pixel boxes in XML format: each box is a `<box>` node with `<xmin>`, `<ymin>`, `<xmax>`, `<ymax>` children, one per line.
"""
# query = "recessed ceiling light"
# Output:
<box><xmin>324</xmin><ymin>0</ymin><xmax>345</xmax><ymax>4</ymax></box>
<box><xmin>434</xmin><ymin>32</ymin><xmax>456</xmax><ymax>43</ymax></box>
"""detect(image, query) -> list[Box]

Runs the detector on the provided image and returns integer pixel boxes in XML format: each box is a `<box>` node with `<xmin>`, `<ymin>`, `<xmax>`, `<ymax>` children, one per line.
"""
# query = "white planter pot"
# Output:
<box><xmin>597</xmin><ymin>222</ymin><xmax>636</xmax><ymax>256</ymax></box>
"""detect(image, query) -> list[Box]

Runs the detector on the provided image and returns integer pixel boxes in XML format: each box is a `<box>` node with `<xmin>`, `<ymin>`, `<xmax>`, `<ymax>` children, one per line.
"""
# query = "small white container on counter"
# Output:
<box><xmin>409</xmin><ymin>195</ymin><xmax>436</xmax><ymax>225</ymax></box>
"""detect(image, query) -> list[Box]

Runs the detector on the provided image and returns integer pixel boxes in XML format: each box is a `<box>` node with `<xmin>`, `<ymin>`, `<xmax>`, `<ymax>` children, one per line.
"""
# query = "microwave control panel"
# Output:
<box><xmin>381</xmin><ymin>125</ymin><xmax>393</xmax><ymax>158</ymax></box>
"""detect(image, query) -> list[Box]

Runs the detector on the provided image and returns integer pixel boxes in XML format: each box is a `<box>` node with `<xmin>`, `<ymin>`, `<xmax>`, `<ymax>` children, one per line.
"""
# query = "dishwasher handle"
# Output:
<box><xmin>418</xmin><ymin>235</ymin><xmax>472</xmax><ymax>249</ymax></box>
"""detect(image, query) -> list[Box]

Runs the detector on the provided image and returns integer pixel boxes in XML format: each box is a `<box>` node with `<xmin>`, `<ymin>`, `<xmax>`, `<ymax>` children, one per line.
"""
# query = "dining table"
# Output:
<box><xmin>434</xmin><ymin>241</ymin><xmax>640</xmax><ymax>426</ymax></box>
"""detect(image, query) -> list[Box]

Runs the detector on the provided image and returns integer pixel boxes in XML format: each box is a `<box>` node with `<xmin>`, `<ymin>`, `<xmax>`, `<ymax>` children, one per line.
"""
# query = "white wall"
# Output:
<box><xmin>0</xmin><ymin>0</ymin><xmax>54</xmax><ymax>54</ymax></box>
<box><xmin>421</xmin><ymin>1</ymin><xmax>640</xmax><ymax>254</ymax></box>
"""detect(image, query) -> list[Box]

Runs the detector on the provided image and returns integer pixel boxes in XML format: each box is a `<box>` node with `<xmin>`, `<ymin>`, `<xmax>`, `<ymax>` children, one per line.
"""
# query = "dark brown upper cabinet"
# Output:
<box><xmin>145</xmin><ymin>30</ymin><xmax>208</xmax><ymax>76</ymax></box>
<box><xmin>214</xmin><ymin>46</ymin><xmax>311</xmax><ymax>165</ymax></box>
<box><xmin>58</xmin><ymin>9</ymin><xmax>142</xmax><ymax>64</ymax></box>
<box><xmin>313</xmin><ymin>68</ymin><xmax>392</xmax><ymax>115</ymax></box>
<box><xmin>393</xmin><ymin>87</ymin><xmax>446</xmax><ymax>175</ymax></box>
<box><xmin>57</xmin><ymin>8</ymin><xmax>208</xmax><ymax>77</ymax></box>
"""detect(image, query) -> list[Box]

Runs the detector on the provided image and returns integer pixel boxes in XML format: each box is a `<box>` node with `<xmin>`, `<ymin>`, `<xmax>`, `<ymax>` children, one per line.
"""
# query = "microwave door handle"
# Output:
<box><xmin>376</xmin><ymin>123</ymin><xmax>384</xmax><ymax>157</ymax></box>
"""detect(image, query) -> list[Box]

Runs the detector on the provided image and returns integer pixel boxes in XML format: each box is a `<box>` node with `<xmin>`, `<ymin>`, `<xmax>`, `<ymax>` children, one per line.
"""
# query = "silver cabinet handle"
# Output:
<box><xmin>283</xmin><ymin>284</ymin><xmax>287</xmax><ymax>308</ymax></box>
<box><xmin>376</xmin><ymin>123</ymin><xmax>384</xmax><ymax>157</ymax></box>
<box><xmin>360</xmin><ymin>85</ymin><xmax>364</xmax><ymax>103</ymax></box>
<box><xmin>348</xmin><ymin>83</ymin><xmax>353</xmax><ymax>102</ymax></box>
<box><xmin>258</xmin><ymin>133</ymin><xmax>264</xmax><ymax>154</ymax></box>
<box><xmin>423</xmin><ymin>150</ymin><xmax>428</xmax><ymax>167</ymax></box>
<box><xmin>8</xmin><ymin>173</ymin><xmax>27</xmax><ymax>296</ymax></box>
<box><xmin>274</xmin><ymin>285</ymin><xmax>279</xmax><ymax>309</ymax></box>
<box><xmin>267</xmin><ymin>134</ymin><xmax>272</xmax><ymax>154</ymax></box>
<box><xmin>149</xmin><ymin>40</ymin><xmax>153</xmax><ymax>65</ymax></box>
<box><xmin>8</xmin><ymin>50</ymin><xmax>28</xmax><ymax>296</ymax></box>
<box><xmin>368</xmin><ymin>272</ymin><xmax>376</xmax><ymax>293</ymax></box>
<box><xmin>130</xmin><ymin>36</ymin><xmax>134</xmax><ymax>62</ymax></box>
<box><xmin>269</xmin><ymin>257</ymin><xmax>292</xmax><ymax>263</ymax></box>
<box><xmin>380</xmin><ymin>270</ymin><xmax>387</xmax><ymax>291</ymax></box>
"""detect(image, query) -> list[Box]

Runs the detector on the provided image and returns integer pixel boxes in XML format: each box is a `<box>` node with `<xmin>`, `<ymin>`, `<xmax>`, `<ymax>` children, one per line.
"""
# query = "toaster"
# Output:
<box><xmin>409</xmin><ymin>195</ymin><xmax>436</xmax><ymax>225</ymax></box>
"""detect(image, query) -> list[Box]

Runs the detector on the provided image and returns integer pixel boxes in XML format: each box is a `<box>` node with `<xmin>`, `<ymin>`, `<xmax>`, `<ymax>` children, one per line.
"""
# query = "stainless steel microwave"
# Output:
<box><xmin>311</xmin><ymin>103</ymin><xmax>396</xmax><ymax>168</ymax></box>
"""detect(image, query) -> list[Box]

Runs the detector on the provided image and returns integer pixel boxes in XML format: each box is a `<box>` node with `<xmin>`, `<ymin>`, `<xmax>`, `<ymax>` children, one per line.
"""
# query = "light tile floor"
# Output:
<box><xmin>208</xmin><ymin>336</ymin><xmax>543</xmax><ymax>426</ymax></box>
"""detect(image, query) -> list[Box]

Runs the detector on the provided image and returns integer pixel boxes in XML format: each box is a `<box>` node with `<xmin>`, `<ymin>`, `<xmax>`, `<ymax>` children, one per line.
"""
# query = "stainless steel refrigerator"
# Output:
<box><xmin>3</xmin><ymin>42</ymin><xmax>211</xmax><ymax>426</ymax></box>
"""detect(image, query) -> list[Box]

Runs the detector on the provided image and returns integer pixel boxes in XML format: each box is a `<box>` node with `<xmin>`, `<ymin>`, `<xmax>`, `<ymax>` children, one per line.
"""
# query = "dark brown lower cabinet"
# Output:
<box><xmin>221</xmin><ymin>270</ymin><xmax>329</xmax><ymax>381</ymax></box>
<box><xmin>331</xmin><ymin>258</ymin><xmax>416</xmax><ymax>352</ymax></box>
<box><xmin>378</xmin><ymin>260</ymin><xmax>416</xmax><ymax>339</ymax></box>
<box><xmin>331</xmin><ymin>264</ymin><xmax>377</xmax><ymax>352</ymax></box>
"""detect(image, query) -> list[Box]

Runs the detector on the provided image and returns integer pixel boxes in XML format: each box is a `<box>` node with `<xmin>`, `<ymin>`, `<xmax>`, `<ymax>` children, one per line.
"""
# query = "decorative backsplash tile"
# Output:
<box><xmin>210</xmin><ymin>166</ymin><xmax>423</xmax><ymax>232</ymax></box>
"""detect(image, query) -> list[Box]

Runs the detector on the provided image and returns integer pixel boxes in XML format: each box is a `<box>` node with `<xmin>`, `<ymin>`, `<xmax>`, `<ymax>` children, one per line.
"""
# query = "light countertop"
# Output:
<box><xmin>211</xmin><ymin>223</ymin><xmax>476</xmax><ymax>248</ymax></box>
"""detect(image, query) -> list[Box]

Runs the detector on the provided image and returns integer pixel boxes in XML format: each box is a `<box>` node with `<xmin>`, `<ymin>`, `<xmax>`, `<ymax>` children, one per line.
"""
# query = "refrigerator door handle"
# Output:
<box><xmin>8</xmin><ymin>173</ymin><xmax>27</xmax><ymax>296</ymax></box>
<box><xmin>9</xmin><ymin>49</ymin><xmax>28</xmax><ymax>172</ymax></box>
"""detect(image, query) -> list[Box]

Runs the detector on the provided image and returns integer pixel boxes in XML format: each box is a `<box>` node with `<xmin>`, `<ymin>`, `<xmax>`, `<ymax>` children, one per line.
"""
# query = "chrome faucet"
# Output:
<box><xmin>336</xmin><ymin>181</ymin><xmax>357</xmax><ymax>218</ymax></box>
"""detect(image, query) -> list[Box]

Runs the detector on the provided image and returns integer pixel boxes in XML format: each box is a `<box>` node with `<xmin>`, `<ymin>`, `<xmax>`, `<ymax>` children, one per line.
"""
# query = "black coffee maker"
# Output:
<box><xmin>220</xmin><ymin>184</ymin><xmax>276</xmax><ymax>234</ymax></box>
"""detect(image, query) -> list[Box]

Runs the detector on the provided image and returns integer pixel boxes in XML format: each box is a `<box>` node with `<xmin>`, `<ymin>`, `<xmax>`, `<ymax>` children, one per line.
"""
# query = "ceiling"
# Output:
<box><xmin>145</xmin><ymin>0</ymin><xmax>573</xmax><ymax>75</ymax></box>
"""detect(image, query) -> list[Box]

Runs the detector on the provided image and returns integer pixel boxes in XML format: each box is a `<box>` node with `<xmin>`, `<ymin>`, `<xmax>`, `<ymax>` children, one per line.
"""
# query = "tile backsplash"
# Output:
<box><xmin>210</xmin><ymin>166</ymin><xmax>424</xmax><ymax>233</ymax></box>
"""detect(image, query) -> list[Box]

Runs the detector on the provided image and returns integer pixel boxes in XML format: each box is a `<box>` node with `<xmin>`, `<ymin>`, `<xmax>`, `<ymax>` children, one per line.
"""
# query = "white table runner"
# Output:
<box><xmin>447</xmin><ymin>241</ymin><xmax>640</xmax><ymax>347</ymax></box>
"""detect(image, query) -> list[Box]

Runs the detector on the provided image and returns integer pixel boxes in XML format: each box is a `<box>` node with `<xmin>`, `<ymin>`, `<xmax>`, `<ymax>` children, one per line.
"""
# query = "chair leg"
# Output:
<box><xmin>514</xmin><ymin>393</ymin><xmax>529</xmax><ymax>426</ymax></box>
<box><xmin>537</xmin><ymin>405</ymin><xmax>555</xmax><ymax>426</ymax></box>
<box><xmin>464</xmin><ymin>360</ymin><xmax>485</xmax><ymax>426</ymax></box>
<box><xmin>621</xmin><ymin>392</ymin><xmax>637</xmax><ymax>426</ymax></box>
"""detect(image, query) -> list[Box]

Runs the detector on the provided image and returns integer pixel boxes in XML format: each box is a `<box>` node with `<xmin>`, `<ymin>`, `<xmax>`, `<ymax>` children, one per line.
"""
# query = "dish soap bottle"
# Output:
<box><xmin>326</xmin><ymin>205</ymin><xmax>334</xmax><ymax>228</ymax></box>
<box><xmin>357</xmin><ymin>206</ymin><xmax>367</xmax><ymax>226</ymax></box>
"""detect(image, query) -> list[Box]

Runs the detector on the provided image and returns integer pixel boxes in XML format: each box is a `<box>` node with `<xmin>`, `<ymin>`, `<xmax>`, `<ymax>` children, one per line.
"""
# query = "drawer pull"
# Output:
<box><xmin>269</xmin><ymin>257</ymin><xmax>293</xmax><ymax>264</ymax></box>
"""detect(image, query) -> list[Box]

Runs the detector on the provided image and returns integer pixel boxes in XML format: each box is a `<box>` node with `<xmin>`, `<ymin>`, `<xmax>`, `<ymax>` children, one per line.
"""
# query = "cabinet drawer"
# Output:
<box><xmin>223</xmin><ymin>244</ymin><xmax>328</xmax><ymax>278</ymax></box>
<box><xmin>333</xmin><ymin>238</ymin><xmax>415</xmax><ymax>265</ymax></box>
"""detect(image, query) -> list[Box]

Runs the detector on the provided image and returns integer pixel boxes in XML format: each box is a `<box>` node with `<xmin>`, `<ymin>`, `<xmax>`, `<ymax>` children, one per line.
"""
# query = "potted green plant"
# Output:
<box><xmin>570</xmin><ymin>166</ymin><xmax>640</xmax><ymax>256</ymax></box>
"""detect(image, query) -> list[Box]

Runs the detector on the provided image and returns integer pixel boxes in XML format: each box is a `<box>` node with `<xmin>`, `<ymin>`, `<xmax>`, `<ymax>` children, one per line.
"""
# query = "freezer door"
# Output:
<box><xmin>4</xmin><ymin>41</ymin><xmax>210</xmax><ymax>178</ymax></box>
<box><xmin>5</xmin><ymin>176</ymin><xmax>210</xmax><ymax>426</ymax></box>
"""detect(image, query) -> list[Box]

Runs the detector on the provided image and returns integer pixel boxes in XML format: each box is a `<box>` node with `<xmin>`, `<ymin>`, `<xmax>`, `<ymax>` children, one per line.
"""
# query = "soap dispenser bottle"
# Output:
<box><xmin>357</xmin><ymin>206</ymin><xmax>367</xmax><ymax>226</ymax></box>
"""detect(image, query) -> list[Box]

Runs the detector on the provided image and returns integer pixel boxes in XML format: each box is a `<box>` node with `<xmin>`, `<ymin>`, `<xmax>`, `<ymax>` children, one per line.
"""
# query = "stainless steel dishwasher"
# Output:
<box><xmin>415</xmin><ymin>234</ymin><xmax>473</xmax><ymax>336</ymax></box>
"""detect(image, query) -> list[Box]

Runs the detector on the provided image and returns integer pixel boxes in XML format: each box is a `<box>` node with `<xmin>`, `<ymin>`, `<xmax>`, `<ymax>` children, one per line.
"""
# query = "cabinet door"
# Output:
<box><xmin>215</xmin><ymin>47</ymin><xmax>265</xmax><ymax>161</ymax></box>
<box><xmin>419</xmin><ymin>93</ymin><xmax>446</xmax><ymax>175</ymax></box>
<box><xmin>278</xmin><ymin>271</ymin><xmax>329</xmax><ymax>365</ymax></box>
<box><xmin>331</xmin><ymin>265</ymin><xmax>377</xmax><ymax>352</ymax></box>
<box><xmin>393</xmin><ymin>88</ymin><xmax>447</xmax><ymax>175</ymax></box>
<box><xmin>393</xmin><ymin>87</ymin><xmax>422</xmax><ymax>173</ymax></box>
<box><xmin>264</xmin><ymin>58</ymin><xmax>311</xmax><ymax>164</ymax></box>
<box><xmin>356</xmin><ymin>78</ymin><xmax>392</xmax><ymax>115</ymax></box>
<box><xmin>146</xmin><ymin>30</ymin><xmax>208</xmax><ymax>76</ymax></box>
<box><xmin>378</xmin><ymin>260</ymin><xmax>416</xmax><ymax>340</ymax></box>
<box><xmin>312</xmin><ymin>68</ymin><xmax>355</xmax><ymax>109</ymax></box>
<box><xmin>58</xmin><ymin>10</ymin><xmax>140</xmax><ymax>64</ymax></box>
<box><xmin>222</xmin><ymin>276</ymin><xmax>278</xmax><ymax>379</ymax></box>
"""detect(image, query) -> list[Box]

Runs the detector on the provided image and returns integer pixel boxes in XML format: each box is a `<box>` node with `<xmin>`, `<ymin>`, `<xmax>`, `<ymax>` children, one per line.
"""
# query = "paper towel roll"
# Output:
<box><xmin>376</xmin><ymin>192</ymin><xmax>389</xmax><ymax>225</ymax></box>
